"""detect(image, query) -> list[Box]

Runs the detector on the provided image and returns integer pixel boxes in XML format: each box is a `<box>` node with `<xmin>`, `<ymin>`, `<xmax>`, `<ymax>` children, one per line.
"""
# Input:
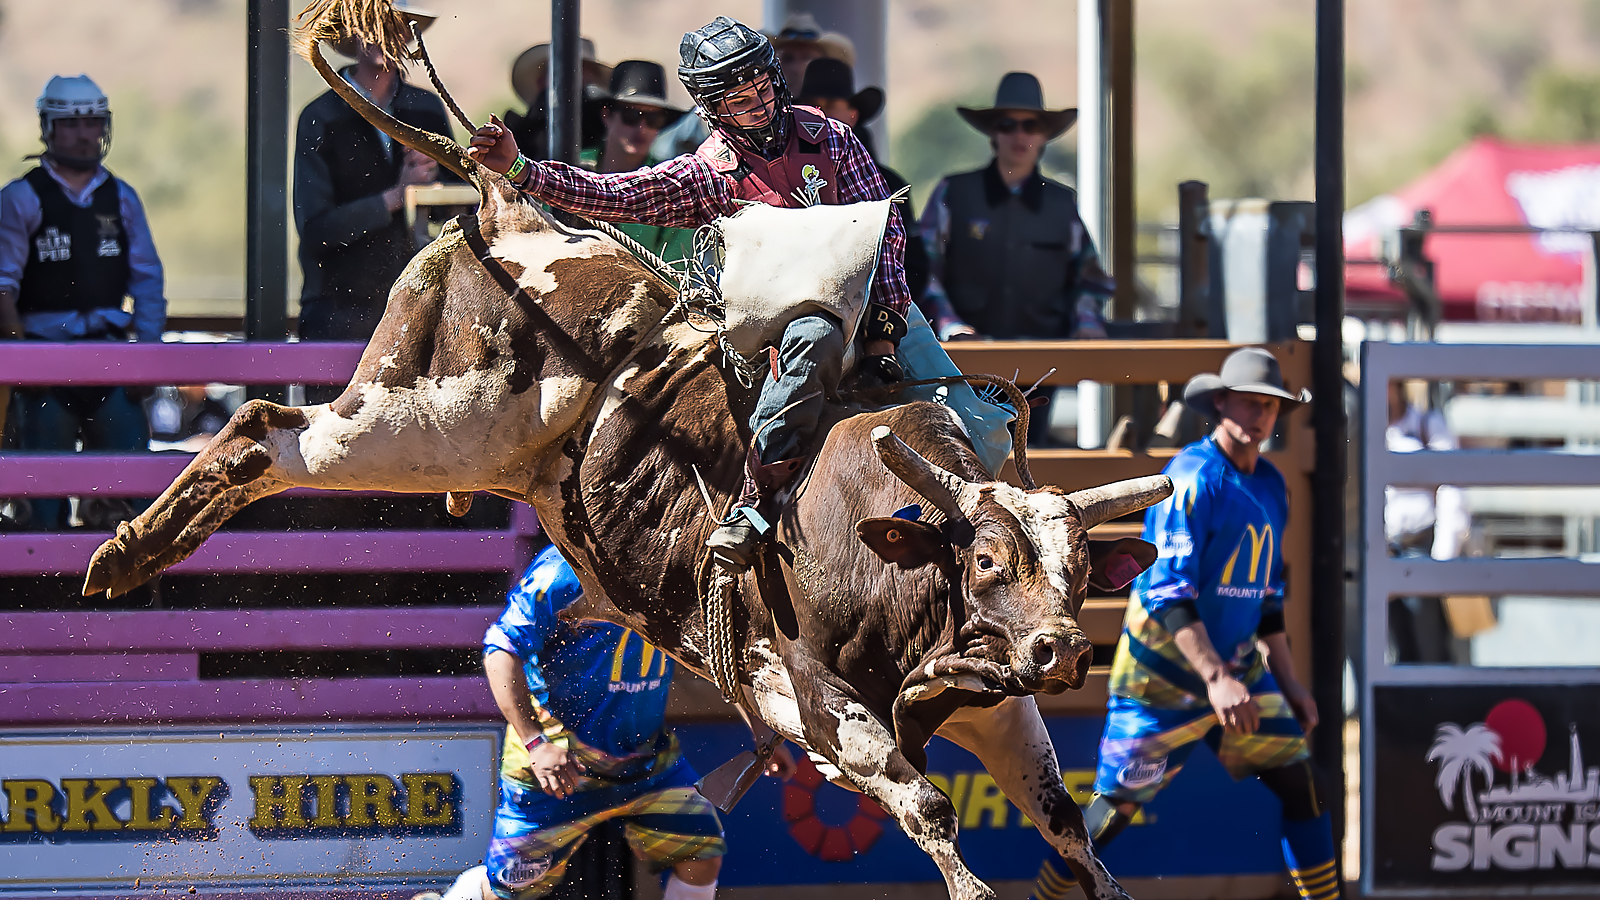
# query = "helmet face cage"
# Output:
<box><xmin>679</xmin><ymin>17</ymin><xmax>792</xmax><ymax>156</ymax></box>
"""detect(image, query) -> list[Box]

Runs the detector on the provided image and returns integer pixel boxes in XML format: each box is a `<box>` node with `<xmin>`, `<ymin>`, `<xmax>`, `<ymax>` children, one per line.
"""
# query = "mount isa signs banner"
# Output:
<box><xmin>1372</xmin><ymin>685</ymin><xmax>1600</xmax><ymax>893</ymax></box>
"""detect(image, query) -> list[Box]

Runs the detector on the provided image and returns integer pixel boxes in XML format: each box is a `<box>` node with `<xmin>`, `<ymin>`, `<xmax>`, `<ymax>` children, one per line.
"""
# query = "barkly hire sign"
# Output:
<box><xmin>0</xmin><ymin>725</ymin><xmax>500</xmax><ymax>893</ymax></box>
<box><xmin>1372</xmin><ymin>686</ymin><xmax>1600</xmax><ymax>892</ymax></box>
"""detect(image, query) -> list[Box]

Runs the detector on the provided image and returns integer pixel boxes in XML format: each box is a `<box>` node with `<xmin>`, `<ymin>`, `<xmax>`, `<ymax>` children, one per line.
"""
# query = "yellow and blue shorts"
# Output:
<box><xmin>1094</xmin><ymin>672</ymin><xmax>1310</xmax><ymax>805</ymax></box>
<box><xmin>485</xmin><ymin>760</ymin><xmax>725</xmax><ymax>899</ymax></box>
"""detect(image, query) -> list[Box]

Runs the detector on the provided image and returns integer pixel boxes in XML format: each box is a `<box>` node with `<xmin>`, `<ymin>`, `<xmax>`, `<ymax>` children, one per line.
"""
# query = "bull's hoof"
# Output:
<box><xmin>82</xmin><ymin>525</ymin><xmax>140</xmax><ymax>598</ymax></box>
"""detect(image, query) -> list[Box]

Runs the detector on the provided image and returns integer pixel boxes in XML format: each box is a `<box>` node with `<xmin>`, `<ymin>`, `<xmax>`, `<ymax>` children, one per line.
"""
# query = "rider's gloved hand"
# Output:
<box><xmin>862</xmin><ymin>304</ymin><xmax>908</xmax><ymax>384</ymax></box>
<box><xmin>862</xmin><ymin>354</ymin><xmax>904</xmax><ymax>384</ymax></box>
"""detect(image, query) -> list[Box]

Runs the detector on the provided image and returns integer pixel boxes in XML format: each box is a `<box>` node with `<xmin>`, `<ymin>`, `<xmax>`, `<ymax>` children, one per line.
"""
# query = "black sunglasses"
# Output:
<box><xmin>994</xmin><ymin>116</ymin><xmax>1045</xmax><ymax>135</ymax></box>
<box><xmin>614</xmin><ymin>106</ymin><xmax>670</xmax><ymax>129</ymax></box>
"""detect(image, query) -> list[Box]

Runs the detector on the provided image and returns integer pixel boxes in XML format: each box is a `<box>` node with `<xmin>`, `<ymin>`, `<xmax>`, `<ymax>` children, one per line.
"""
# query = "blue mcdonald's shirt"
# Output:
<box><xmin>1109</xmin><ymin>436</ymin><xmax>1288</xmax><ymax>709</ymax></box>
<box><xmin>484</xmin><ymin>545</ymin><xmax>679</xmax><ymax>787</ymax></box>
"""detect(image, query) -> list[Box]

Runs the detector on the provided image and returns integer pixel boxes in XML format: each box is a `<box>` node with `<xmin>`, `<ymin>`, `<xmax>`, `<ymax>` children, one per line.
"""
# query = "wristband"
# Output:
<box><xmin>1158</xmin><ymin>599</ymin><xmax>1202</xmax><ymax>633</ymax></box>
<box><xmin>523</xmin><ymin>732</ymin><xmax>547</xmax><ymax>753</ymax></box>
<box><xmin>505</xmin><ymin>154</ymin><xmax>529</xmax><ymax>184</ymax></box>
<box><xmin>864</xmin><ymin>304</ymin><xmax>908</xmax><ymax>344</ymax></box>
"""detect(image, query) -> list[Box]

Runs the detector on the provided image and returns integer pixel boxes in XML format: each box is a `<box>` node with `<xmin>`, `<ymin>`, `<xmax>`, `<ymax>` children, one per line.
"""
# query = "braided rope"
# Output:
<box><xmin>412</xmin><ymin>24</ymin><xmax>474</xmax><ymax>135</ymax></box>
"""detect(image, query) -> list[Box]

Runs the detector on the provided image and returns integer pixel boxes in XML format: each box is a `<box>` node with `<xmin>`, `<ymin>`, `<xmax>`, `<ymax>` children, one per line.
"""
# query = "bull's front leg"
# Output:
<box><xmin>793</xmin><ymin>674</ymin><xmax>995</xmax><ymax>900</ymax></box>
<box><xmin>937</xmin><ymin>696</ymin><xmax>1133</xmax><ymax>900</ymax></box>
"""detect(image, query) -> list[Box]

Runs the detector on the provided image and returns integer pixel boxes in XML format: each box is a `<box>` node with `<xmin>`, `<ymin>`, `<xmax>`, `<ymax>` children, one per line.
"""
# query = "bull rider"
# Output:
<box><xmin>469</xmin><ymin>16</ymin><xmax>918</xmax><ymax>572</ymax></box>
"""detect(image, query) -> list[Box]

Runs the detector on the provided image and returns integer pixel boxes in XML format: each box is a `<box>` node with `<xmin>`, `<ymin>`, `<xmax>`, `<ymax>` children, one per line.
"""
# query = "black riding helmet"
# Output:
<box><xmin>679</xmin><ymin>16</ymin><xmax>791</xmax><ymax>157</ymax></box>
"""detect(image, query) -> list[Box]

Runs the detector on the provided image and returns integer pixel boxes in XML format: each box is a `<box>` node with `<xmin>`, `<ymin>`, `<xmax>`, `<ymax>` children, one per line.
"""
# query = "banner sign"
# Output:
<box><xmin>1371</xmin><ymin>685</ymin><xmax>1600</xmax><ymax>893</ymax></box>
<box><xmin>675</xmin><ymin>713</ymin><xmax>1285</xmax><ymax>886</ymax></box>
<box><xmin>0</xmin><ymin>724</ymin><xmax>500</xmax><ymax>894</ymax></box>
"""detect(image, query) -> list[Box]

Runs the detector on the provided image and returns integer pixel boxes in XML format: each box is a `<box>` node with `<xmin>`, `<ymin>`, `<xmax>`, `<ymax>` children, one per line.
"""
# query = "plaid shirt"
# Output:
<box><xmin>520</xmin><ymin>115</ymin><xmax>912</xmax><ymax>317</ymax></box>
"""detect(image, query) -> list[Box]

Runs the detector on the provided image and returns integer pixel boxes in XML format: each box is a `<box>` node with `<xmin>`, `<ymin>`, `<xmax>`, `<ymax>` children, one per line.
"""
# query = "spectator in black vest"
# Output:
<box><xmin>503</xmin><ymin>39</ymin><xmax>611</xmax><ymax>162</ymax></box>
<box><xmin>294</xmin><ymin>1</ymin><xmax>452</xmax><ymax>344</ymax></box>
<box><xmin>920</xmin><ymin>72</ymin><xmax>1111</xmax><ymax>342</ymax></box>
<box><xmin>0</xmin><ymin>74</ymin><xmax>166</xmax><ymax>531</ymax></box>
<box><xmin>797</xmin><ymin>58</ymin><xmax>929</xmax><ymax>303</ymax></box>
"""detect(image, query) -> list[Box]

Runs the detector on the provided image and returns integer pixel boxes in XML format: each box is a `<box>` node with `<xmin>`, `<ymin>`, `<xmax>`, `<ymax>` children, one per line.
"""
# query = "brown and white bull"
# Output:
<box><xmin>82</xmin><ymin>20</ymin><xmax>1171</xmax><ymax>899</ymax></box>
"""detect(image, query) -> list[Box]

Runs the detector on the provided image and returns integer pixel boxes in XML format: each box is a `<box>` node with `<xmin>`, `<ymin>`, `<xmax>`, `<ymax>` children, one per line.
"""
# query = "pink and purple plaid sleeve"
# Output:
<box><xmin>828</xmin><ymin>124</ymin><xmax>913</xmax><ymax>320</ymax></box>
<box><xmin>521</xmin><ymin>156</ymin><xmax>736</xmax><ymax>230</ymax></box>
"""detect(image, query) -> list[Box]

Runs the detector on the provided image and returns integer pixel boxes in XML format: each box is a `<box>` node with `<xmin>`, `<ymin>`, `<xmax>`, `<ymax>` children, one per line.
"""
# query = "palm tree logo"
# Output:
<box><xmin>1429</xmin><ymin>722</ymin><xmax>1501</xmax><ymax>821</ymax></box>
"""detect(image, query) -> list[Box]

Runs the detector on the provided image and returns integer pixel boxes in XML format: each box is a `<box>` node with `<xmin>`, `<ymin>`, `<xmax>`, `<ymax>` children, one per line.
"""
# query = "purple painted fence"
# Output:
<box><xmin>0</xmin><ymin>342</ymin><xmax>529</xmax><ymax>726</ymax></box>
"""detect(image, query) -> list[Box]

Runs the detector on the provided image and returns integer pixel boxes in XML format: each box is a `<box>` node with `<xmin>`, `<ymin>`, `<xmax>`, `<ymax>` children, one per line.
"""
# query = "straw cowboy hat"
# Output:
<box><xmin>602</xmin><ymin>60</ymin><xmax>686</xmax><ymax>125</ymax></box>
<box><xmin>765</xmin><ymin>12</ymin><xmax>856</xmax><ymax>68</ymax></box>
<box><xmin>1182</xmin><ymin>347</ymin><xmax>1311</xmax><ymax>417</ymax></box>
<box><xmin>511</xmin><ymin>38</ymin><xmax>613</xmax><ymax>107</ymax></box>
<box><xmin>957</xmin><ymin>72</ymin><xmax>1077</xmax><ymax>140</ymax></box>
<box><xmin>796</xmin><ymin>57</ymin><xmax>883</xmax><ymax>125</ymax></box>
<box><xmin>331</xmin><ymin>0</ymin><xmax>436</xmax><ymax>58</ymax></box>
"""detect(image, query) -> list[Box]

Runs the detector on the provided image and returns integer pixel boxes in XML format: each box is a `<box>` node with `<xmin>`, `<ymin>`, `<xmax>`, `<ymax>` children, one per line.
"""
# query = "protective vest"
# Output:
<box><xmin>17</xmin><ymin>166</ymin><xmax>129</xmax><ymax>315</ymax></box>
<box><xmin>941</xmin><ymin>164</ymin><xmax>1088</xmax><ymax>339</ymax></box>
<box><xmin>695</xmin><ymin>106</ymin><xmax>838</xmax><ymax>209</ymax></box>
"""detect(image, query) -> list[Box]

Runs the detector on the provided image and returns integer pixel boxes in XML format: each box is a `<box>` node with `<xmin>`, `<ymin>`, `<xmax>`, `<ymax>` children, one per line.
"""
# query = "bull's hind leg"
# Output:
<box><xmin>937</xmin><ymin>697</ymin><xmax>1133</xmax><ymax>900</ymax></box>
<box><xmin>84</xmin><ymin>399</ymin><xmax>310</xmax><ymax>597</ymax></box>
<box><xmin>794</xmin><ymin>678</ymin><xmax>995</xmax><ymax>900</ymax></box>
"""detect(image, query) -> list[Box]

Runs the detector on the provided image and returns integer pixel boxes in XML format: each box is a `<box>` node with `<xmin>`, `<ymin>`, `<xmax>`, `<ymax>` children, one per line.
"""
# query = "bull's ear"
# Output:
<box><xmin>856</xmin><ymin>517</ymin><xmax>949</xmax><ymax>570</ymax></box>
<box><xmin>1088</xmin><ymin>538</ymin><xmax>1158</xmax><ymax>591</ymax></box>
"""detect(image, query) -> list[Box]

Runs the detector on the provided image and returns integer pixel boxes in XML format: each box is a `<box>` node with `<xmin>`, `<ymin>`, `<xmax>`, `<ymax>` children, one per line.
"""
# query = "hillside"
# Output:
<box><xmin>2</xmin><ymin>0</ymin><xmax>1598</xmax><ymax>315</ymax></box>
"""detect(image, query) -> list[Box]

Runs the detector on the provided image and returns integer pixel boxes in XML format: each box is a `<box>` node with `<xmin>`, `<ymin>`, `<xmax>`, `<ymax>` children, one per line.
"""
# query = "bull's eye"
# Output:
<box><xmin>976</xmin><ymin>554</ymin><xmax>995</xmax><ymax>571</ymax></box>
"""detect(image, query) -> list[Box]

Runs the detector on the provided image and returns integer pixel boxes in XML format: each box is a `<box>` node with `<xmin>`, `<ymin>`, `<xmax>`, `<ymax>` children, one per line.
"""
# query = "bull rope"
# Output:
<box><xmin>696</xmin><ymin>553</ymin><xmax>748</xmax><ymax>709</ymax></box>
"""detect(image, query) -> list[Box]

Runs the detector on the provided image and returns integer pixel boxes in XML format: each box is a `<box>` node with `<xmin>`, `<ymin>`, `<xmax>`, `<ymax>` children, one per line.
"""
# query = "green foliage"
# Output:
<box><xmin>1141</xmin><ymin>25</ymin><xmax>1314</xmax><ymax>205</ymax></box>
<box><xmin>103</xmin><ymin>88</ymin><xmax>247</xmax><ymax>315</ymax></box>
<box><xmin>890</xmin><ymin>103</ymin><xmax>993</xmax><ymax>211</ymax></box>
<box><xmin>1524</xmin><ymin>67</ymin><xmax>1600</xmax><ymax>141</ymax></box>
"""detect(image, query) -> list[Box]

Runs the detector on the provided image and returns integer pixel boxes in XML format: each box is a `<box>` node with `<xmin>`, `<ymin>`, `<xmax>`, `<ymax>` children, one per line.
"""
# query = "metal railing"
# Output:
<box><xmin>1359</xmin><ymin>341</ymin><xmax>1600</xmax><ymax>896</ymax></box>
<box><xmin>0</xmin><ymin>339</ymin><xmax>1316</xmax><ymax>726</ymax></box>
<box><xmin>0</xmin><ymin>341</ymin><xmax>535</xmax><ymax>727</ymax></box>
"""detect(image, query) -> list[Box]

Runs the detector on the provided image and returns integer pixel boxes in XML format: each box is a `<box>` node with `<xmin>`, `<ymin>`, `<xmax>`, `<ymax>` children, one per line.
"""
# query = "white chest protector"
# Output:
<box><xmin>712</xmin><ymin>198</ymin><xmax>895</xmax><ymax>355</ymax></box>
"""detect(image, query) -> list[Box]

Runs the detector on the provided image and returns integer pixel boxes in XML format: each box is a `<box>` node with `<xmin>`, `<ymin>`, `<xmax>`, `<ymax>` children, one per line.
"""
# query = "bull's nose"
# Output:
<box><xmin>1028</xmin><ymin>632</ymin><xmax>1093</xmax><ymax>688</ymax></box>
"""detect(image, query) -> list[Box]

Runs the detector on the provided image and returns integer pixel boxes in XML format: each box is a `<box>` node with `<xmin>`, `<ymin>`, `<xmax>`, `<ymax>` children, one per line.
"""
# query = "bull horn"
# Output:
<box><xmin>1067</xmin><ymin>475</ymin><xmax>1174</xmax><ymax>529</ymax></box>
<box><xmin>871</xmin><ymin>426</ymin><xmax>975</xmax><ymax>521</ymax></box>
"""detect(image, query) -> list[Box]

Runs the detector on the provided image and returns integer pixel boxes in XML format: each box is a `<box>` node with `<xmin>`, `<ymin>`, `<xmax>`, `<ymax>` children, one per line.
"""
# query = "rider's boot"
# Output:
<box><xmin>707</xmin><ymin>455</ymin><xmax>804</xmax><ymax>571</ymax></box>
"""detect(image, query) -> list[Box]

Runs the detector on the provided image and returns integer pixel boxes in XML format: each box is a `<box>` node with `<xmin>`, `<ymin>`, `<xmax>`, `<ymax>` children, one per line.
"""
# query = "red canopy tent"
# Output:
<box><xmin>1343</xmin><ymin>137</ymin><xmax>1600</xmax><ymax>322</ymax></box>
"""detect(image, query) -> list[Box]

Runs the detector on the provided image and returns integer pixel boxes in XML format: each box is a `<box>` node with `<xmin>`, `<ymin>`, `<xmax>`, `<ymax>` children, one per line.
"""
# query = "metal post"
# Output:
<box><xmin>1108</xmin><ymin>0</ymin><xmax>1136</xmax><ymax>320</ymax></box>
<box><xmin>1176</xmin><ymin>180</ymin><xmax>1210</xmax><ymax>338</ymax></box>
<box><xmin>246</xmin><ymin>0</ymin><xmax>290</xmax><ymax>344</ymax></box>
<box><xmin>548</xmin><ymin>0</ymin><xmax>581</xmax><ymax>164</ymax></box>
<box><xmin>1312</xmin><ymin>0</ymin><xmax>1347</xmax><ymax>853</ymax></box>
<box><xmin>1077</xmin><ymin>0</ymin><xmax>1108</xmax><ymax>253</ymax></box>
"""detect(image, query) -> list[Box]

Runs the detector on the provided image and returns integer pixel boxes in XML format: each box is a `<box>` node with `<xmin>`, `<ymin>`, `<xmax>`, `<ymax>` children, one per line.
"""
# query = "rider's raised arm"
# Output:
<box><xmin>518</xmin><ymin>154</ymin><xmax>737</xmax><ymax>231</ymax></box>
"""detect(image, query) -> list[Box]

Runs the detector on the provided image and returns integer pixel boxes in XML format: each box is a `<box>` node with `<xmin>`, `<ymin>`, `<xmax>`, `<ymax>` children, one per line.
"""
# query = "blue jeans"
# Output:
<box><xmin>13</xmin><ymin>386</ymin><xmax>149</xmax><ymax>530</ymax></box>
<box><xmin>750</xmin><ymin>314</ymin><xmax>844</xmax><ymax>465</ymax></box>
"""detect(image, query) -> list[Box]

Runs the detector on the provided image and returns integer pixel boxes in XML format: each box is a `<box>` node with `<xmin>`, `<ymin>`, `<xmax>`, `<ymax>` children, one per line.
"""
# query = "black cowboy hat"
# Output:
<box><xmin>602</xmin><ymin>60</ymin><xmax>687</xmax><ymax>125</ymax></box>
<box><xmin>957</xmin><ymin>72</ymin><xmax>1077</xmax><ymax>140</ymax></box>
<box><xmin>1182</xmin><ymin>347</ymin><xmax>1311</xmax><ymax>417</ymax></box>
<box><xmin>796</xmin><ymin>58</ymin><xmax>883</xmax><ymax>125</ymax></box>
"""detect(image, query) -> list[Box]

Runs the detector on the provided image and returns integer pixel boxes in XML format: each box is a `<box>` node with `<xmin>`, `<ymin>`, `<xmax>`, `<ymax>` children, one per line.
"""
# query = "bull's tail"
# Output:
<box><xmin>293</xmin><ymin>0</ymin><xmax>478</xmax><ymax>184</ymax></box>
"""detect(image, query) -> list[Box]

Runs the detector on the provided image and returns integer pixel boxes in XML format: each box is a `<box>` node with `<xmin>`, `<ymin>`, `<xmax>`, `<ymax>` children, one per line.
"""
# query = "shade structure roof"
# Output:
<box><xmin>1344</xmin><ymin>137</ymin><xmax>1600</xmax><ymax>322</ymax></box>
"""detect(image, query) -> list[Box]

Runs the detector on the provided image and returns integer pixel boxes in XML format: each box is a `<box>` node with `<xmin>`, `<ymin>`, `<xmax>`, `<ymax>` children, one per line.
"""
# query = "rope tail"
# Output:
<box><xmin>293</xmin><ymin>0</ymin><xmax>478</xmax><ymax>184</ymax></box>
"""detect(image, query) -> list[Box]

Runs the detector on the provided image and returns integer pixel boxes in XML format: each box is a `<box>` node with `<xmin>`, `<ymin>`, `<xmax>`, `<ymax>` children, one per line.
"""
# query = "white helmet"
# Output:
<box><xmin>37</xmin><ymin>75</ymin><xmax>112</xmax><ymax>166</ymax></box>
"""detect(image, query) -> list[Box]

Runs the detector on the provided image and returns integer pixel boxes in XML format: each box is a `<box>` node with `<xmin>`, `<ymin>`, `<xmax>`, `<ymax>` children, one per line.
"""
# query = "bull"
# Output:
<box><xmin>82</xmin><ymin>8</ymin><xmax>1172</xmax><ymax>897</ymax></box>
